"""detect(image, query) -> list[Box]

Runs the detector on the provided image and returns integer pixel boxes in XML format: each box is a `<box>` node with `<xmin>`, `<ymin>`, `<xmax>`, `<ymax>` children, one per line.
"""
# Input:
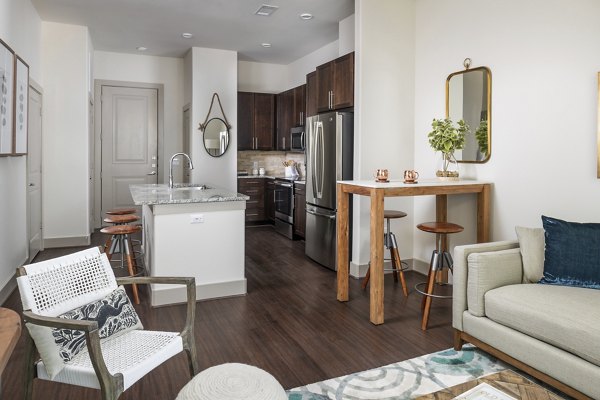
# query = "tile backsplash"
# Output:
<box><xmin>238</xmin><ymin>151</ymin><xmax>306</xmax><ymax>178</ymax></box>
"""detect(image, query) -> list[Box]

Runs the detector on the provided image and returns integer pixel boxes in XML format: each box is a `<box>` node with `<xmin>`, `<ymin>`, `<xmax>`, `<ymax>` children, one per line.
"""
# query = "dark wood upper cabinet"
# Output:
<box><xmin>237</xmin><ymin>92</ymin><xmax>255</xmax><ymax>150</ymax></box>
<box><xmin>293</xmin><ymin>84</ymin><xmax>306</xmax><ymax>126</ymax></box>
<box><xmin>237</xmin><ymin>92</ymin><xmax>275</xmax><ymax>151</ymax></box>
<box><xmin>306</xmin><ymin>71</ymin><xmax>317</xmax><ymax>118</ymax></box>
<box><xmin>316</xmin><ymin>61</ymin><xmax>334</xmax><ymax>113</ymax></box>
<box><xmin>276</xmin><ymin>89</ymin><xmax>293</xmax><ymax>151</ymax></box>
<box><xmin>316</xmin><ymin>52</ymin><xmax>355</xmax><ymax>113</ymax></box>
<box><xmin>254</xmin><ymin>93</ymin><xmax>275</xmax><ymax>150</ymax></box>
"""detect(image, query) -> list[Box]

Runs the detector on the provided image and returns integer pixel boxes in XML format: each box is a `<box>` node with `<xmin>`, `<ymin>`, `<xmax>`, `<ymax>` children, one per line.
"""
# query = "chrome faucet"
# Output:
<box><xmin>169</xmin><ymin>153</ymin><xmax>194</xmax><ymax>188</ymax></box>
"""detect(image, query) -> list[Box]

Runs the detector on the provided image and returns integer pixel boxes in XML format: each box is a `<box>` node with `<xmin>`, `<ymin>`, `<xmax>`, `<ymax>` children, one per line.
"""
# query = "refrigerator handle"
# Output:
<box><xmin>311</xmin><ymin>120</ymin><xmax>318</xmax><ymax>197</ymax></box>
<box><xmin>315</xmin><ymin>121</ymin><xmax>324</xmax><ymax>199</ymax></box>
<box><xmin>318</xmin><ymin>122</ymin><xmax>325</xmax><ymax>198</ymax></box>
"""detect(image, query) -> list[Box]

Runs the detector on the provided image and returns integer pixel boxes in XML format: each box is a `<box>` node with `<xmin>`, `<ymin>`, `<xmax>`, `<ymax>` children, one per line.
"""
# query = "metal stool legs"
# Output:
<box><xmin>416</xmin><ymin>233</ymin><xmax>453</xmax><ymax>330</ymax></box>
<box><xmin>104</xmin><ymin>233</ymin><xmax>141</xmax><ymax>304</ymax></box>
<box><xmin>362</xmin><ymin>217</ymin><xmax>409</xmax><ymax>297</ymax></box>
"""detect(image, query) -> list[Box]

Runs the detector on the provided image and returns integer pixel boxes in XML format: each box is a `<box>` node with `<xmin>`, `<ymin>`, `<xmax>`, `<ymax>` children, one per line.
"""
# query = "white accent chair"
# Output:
<box><xmin>16</xmin><ymin>247</ymin><xmax>199</xmax><ymax>400</ymax></box>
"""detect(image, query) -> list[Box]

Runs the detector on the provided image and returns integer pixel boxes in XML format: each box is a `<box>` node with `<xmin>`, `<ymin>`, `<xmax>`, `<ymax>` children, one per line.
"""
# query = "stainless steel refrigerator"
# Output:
<box><xmin>305</xmin><ymin>111</ymin><xmax>353</xmax><ymax>270</ymax></box>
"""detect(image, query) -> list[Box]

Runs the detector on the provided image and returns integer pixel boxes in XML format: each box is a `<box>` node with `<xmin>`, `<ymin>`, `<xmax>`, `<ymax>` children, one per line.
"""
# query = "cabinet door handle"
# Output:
<box><xmin>283</xmin><ymin>136</ymin><xmax>286</xmax><ymax>149</ymax></box>
<box><xmin>328</xmin><ymin>91</ymin><xmax>332</xmax><ymax>109</ymax></box>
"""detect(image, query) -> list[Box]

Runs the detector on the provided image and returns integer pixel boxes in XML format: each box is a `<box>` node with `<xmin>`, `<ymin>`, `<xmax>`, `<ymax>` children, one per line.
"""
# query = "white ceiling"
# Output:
<box><xmin>31</xmin><ymin>0</ymin><xmax>354</xmax><ymax>64</ymax></box>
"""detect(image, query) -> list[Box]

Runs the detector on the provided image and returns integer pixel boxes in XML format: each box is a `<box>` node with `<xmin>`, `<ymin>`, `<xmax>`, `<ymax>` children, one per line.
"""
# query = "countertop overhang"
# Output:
<box><xmin>130</xmin><ymin>184</ymin><xmax>249</xmax><ymax>205</ymax></box>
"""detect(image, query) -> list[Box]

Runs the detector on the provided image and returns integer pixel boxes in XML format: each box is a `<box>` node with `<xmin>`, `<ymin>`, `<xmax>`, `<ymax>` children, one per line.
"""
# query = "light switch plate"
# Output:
<box><xmin>190</xmin><ymin>214</ymin><xmax>204</xmax><ymax>224</ymax></box>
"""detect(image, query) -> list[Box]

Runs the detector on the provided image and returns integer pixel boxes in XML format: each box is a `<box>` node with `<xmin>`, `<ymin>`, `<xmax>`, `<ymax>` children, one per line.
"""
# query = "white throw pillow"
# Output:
<box><xmin>515</xmin><ymin>226</ymin><xmax>545</xmax><ymax>283</ymax></box>
<box><xmin>26</xmin><ymin>286</ymin><xmax>143</xmax><ymax>379</ymax></box>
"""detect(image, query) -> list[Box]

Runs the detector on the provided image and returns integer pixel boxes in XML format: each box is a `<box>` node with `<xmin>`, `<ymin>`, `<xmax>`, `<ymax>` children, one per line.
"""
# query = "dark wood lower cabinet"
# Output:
<box><xmin>294</xmin><ymin>184</ymin><xmax>306</xmax><ymax>238</ymax></box>
<box><xmin>265</xmin><ymin>179</ymin><xmax>275</xmax><ymax>222</ymax></box>
<box><xmin>238</xmin><ymin>178</ymin><xmax>265</xmax><ymax>222</ymax></box>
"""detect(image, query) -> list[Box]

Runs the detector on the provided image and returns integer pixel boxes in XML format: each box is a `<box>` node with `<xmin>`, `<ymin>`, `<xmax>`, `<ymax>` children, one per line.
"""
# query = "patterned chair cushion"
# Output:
<box><xmin>27</xmin><ymin>286</ymin><xmax>143</xmax><ymax>379</ymax></box>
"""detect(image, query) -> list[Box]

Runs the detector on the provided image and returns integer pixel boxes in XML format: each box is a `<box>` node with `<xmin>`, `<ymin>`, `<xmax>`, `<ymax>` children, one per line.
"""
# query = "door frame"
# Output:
<box><xmin>27</xmin><ymin>78</ymin><xmax>44</xmax><ymax>261</ymax></box>
<box><xmin>93</xmin><ymin>80</ymin><xmax>164</xmax><ymax>228</ymax></box>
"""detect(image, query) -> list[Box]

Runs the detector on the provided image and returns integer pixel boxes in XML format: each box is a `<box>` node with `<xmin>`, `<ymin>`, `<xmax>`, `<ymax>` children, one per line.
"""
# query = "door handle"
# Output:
<box><xmin>147</xmin><ymin>171</ymin><xmax>157</xmax><ymax>175</ymax></box>
<box><xmin>306</xmin><ymin>208</ymin><xmax>335</xmax><ymax>219</ymax></box>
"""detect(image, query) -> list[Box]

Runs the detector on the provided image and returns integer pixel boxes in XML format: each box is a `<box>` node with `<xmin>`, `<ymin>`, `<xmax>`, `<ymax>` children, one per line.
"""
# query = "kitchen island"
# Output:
<box><xmin>130</xmin><ymin>184</ymin><xmax>248</xmax><ymax>306</ymax></box>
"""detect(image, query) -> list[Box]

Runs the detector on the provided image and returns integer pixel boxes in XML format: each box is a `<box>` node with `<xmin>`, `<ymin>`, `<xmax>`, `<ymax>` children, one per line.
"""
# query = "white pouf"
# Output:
<box><xmin>176</xmin><ymin>363</ymin><xmax>287</xmax><ymax>400</ymax></box>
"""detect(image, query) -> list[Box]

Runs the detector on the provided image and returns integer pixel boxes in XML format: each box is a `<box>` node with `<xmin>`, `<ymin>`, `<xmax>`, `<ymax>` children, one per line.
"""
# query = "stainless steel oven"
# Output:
<box><xmin>274</xmin><ymin>179</ymin><xmax>294</xmax><ymax>238</ymax></box>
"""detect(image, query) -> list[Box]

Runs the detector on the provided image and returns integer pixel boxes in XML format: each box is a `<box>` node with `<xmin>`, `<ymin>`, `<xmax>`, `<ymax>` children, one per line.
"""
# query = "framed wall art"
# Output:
<box><xmin>0</xmin><ymin>39</ymin><xmax>15</xmax><ymax>156</ymax></box>
<box><xmin>13</xmin><ymin>56</ymin><xmax>29</xmax><ymax>155</ymax></box>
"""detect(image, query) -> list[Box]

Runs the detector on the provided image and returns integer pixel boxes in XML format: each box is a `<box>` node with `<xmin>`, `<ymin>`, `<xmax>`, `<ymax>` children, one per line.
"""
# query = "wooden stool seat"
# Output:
<box><xmin>106</xmin><ymin>208</ymin><xmax>137</xmax><ymax>215</ymax></box>
<box><xmin>384</xmin><ymin>210</ymin><xmax>408</xmax><ymax>219</ymax></box>
<box><xmin>103</xmin><ymin>214</ymin><xmax>140</xmax><ymax>225</ymax></box>
<box><xmin>362</xmin><ymin>210</ymin><xmax>409</xmax><ymax>297</ymax></box>
<box><xmin>417</xmin><ymin>221</ymin><xmax>464</xmax><ymax>234</ymax></box>
<box><xmin>100</xmin><ymin>224</ymin><xmax>141</xmax><ymax>235</ymax></box>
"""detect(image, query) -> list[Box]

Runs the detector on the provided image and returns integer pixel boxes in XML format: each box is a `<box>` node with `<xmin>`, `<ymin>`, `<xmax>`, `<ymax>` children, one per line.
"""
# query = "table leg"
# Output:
<box><xmin>436</xmin><ymin>195</ymin><xmax>448</xmax><ymax>282</ymax></box>
<box><xmin>477</xmin><ymin>184</ymin><xmax>491</xmax><ymax>243</ymax></box>
<box><xmin>337</xmin><ymin>184</ymin><xmax>350</xmax><ymax>302</ymax></box>
<box><xmin>370</xmin><ymin>188</ymin><xmax>385</xmax><ymax>325</ymax></box>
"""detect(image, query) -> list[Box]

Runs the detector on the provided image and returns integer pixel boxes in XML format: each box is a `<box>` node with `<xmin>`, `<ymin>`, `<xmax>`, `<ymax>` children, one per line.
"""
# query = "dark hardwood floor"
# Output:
<box><xmin>1</xmin><ymin>226</ymin><xmax>453</xmax><ymax>399</ymax></box>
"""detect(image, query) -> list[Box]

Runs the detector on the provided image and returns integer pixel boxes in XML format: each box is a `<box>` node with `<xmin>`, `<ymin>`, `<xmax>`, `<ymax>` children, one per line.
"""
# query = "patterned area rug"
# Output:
<box><xmin>287</xmin><ymin>345</ymin><xmax>508</xmax><ymax>399</ymax></box>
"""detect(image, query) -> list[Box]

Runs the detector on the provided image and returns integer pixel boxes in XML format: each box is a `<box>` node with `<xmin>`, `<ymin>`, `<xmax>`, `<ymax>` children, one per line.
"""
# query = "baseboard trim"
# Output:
<box><xmin>0</xmin><ymin>275</ymin><xmax>17</xmax><ymax>306</ymax></box>
<box><xmin>350</xmin><ymin>258</ymin><xmax>421</xmax><ymax>279</ymax></box>
<box><xmin>44</xmin><ymin>235</ymin><xmax>91</xmax><ymax>248</ymax></box>
<box><xmin>150</xmin><ymin>279</ymin><xmax>247</xmax><ymax>307</ymax></box>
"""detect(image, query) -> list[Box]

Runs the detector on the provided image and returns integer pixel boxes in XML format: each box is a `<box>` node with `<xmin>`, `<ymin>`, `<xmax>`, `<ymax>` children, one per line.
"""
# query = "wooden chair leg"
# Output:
<box><xmin>361</xmin><ymin>264</ymin><xmax>371</xmax><ymax>290</ymax></box>
<box><xmin>104</xmin><ymin>235</ymin><xmax>114</xmax><ymax>261</ymax></box>
<box><xmin>24</xmin><ymin>330</ymin><xmax>36</xmax><ymax>400</ymax></box>
<box><xmin>124</xmin><ymin>240</ymin><xmax>140</xmax><ymax>304</ymax></box>
<box><xmin>421</xmin><ymin>252</ymin><xmax>439</xmax><ymax>331</ymax></box>
<box><xmin>390</xmin><ymin>246</ymin><xmax>399</xmax><ymax>283</ymax></box>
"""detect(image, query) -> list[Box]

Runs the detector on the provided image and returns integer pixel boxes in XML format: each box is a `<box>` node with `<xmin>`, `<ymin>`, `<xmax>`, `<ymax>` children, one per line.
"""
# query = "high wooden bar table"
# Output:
<box><xmin>336</xmin><ymin>179</ymin><xmax>492</xmax><ymax>325</ymax></box>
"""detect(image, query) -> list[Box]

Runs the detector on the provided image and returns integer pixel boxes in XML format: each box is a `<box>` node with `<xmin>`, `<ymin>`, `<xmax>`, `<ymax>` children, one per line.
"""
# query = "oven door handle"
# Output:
<box><xmin>306</xmin><ymin>208</ymin><xmax>336</xmax><ymax>220</ymax></box>
<box><xmin>275</xmin><ymin>182</ymin><xmax>293</xmax><ymax>188</ymax></box>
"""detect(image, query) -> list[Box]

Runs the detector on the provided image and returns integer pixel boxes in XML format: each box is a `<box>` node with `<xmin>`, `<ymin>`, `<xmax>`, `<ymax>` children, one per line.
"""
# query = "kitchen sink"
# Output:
<box><xmin>171</xmin><ymin>184</ymin><xmax>211</xmax><ymax>191</ymax></box>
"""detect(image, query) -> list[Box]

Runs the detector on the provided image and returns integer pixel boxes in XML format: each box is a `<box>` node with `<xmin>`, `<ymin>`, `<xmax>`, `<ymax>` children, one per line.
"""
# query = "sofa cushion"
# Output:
<box><xmin>515</xmin><ymin>226</ymin><xmax>544</xmax><ymax>283</ymax></box>
<box><xmin>541</xmin><ymin>215</ymin><xmax>600</xmax><ymax>289</ymax></box>
<box><xmin>485</xmin><ymin>284</ymin><xmax>600</xmax><ymax>367</ymax></box>
<box><xmin>467</xmin><ymin>248</ymin><xmax>522</xmax><ymax>317</ymax></box>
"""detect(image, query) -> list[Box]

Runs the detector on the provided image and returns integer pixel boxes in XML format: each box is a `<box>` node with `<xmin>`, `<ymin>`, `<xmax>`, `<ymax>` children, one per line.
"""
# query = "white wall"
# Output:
<box><xmin>0</xmin><ymin>0</ymin><xmax>42</xmax><ymax>297</ymax></box>
<box><xmin>351</xmin><ymin>0</ymin><xmax>416</xmax><ymax>274</ymax></box>
<box><xmin>339</xmin><ymin>14</ymin><xmax>355</xmax><ymax>57</ymax></box>
<box><xmin>41</xmin><ymin>22</ymin><xmax>92</xmax><ymax>244</ymax></box>
<box><xmin>190</xmin><ymin>47</ymin><xmax>238</xmax><ymax>192</ymax></box>
<box><xmin>412</xmin><ymin>0</ymin><xmax>600</xmax><ymax>263</ymax></box>
<box><xmin>238</xmin><ymin>61</ymin><xmax>288</xmax><ymax>93</ymax></box>
<box><xmin>286</xmin><ymin>40</ymin><xmax>340</xmax><ymax>88</ymax></box>
<box><xmin>94</xmin><ymin>51</ymin><xmax>185</xmax><ymax>181</ymax></box>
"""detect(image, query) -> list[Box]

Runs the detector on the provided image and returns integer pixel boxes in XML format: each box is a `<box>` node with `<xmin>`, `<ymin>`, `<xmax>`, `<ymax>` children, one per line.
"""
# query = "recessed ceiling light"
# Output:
<box><xmin>261</xmin><ymin>43</ymin><xmax>272</xmax><ymax>48</ymax></box>
<box><xmin>255</xmin><ymin>4</ymin><xmax>279</xmax><ymax>16</ymax></box>
<box><xmin>300</xmin><ymin>13</ymin><xmax>313</xmax><ymax>20</ymax></box>
<box><xmin>136</xmin><ymin>46</ymin><xmax>147</xmax><ymax>51</ymax></box>
<box><xmin>182</xmin><ymin>33</ymin><xmax>193</xmax><ymax>39</ymax></box>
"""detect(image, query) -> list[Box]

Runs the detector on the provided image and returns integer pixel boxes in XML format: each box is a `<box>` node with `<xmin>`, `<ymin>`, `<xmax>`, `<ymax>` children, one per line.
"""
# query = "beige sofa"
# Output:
<box><xmin>452</xmin><ymin>241</ymin><xmax>600</xmax><ymax>400</ymax></box>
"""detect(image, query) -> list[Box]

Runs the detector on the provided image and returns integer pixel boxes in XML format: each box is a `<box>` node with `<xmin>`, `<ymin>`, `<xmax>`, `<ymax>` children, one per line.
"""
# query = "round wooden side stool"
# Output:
<box><xmin>101</xmin><ymin>224</ymin><xmax>143</xmax><ymax>304</ymax></box>
<box><xmin>103</xmin><ymin>214</ymin><xmax>142</xmax><ymax>260</ymax></box>
<box><xmin>415</xmin><ymin>221</ymin><xmax>464</xmax><ymax>330</ymax></box>
<box><xmin>362</xmin><ymin>210</ymin><xmax>409</xmax><ymax>297</ymax></box>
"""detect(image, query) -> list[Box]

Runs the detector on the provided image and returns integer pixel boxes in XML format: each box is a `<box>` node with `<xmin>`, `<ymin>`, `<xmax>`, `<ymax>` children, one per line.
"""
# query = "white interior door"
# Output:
<box><xmin>28</xmin><ymin>86</ymin><xmax>43</xmax><ymax>261</ymax></box>
<box><xmin>101</xmin><ymin>86</ymin><xmax>158</xmax><ymax>218</ymax></box>
<box><xmin>183</xmin><ymin>106</ymin><xmax>191</xmax><ymax>183</ymax></box>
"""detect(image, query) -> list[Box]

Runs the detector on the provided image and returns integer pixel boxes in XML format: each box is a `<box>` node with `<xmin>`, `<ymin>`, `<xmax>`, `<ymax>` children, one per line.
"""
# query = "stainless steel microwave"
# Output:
<box><xmin>290</xmin><ymin>126</ymin><xmax>305</xmax><ymax>152</ymax></box>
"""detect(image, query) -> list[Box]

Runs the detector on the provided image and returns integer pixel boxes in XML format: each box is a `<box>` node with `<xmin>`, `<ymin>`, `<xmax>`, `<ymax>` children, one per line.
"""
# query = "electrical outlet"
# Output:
<box><xmin>190</xmin><ymin>214</ymin><xmax>204</xmax><ymax>224</ymax></box>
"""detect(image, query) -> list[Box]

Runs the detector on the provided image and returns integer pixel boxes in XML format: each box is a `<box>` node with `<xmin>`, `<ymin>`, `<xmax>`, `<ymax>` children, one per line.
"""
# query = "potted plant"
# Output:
<box><xmin>427</xmin><ymin>118</ymin><xmax>470</xmax><ymax>179</ymax></box>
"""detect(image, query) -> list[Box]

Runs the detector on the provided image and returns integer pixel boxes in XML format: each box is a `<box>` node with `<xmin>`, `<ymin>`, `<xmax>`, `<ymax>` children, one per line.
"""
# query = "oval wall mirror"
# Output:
<box><xmin>203</xmin><ymin>117</ymin><xmax>230</xmax><ymax>157</ymax></box>
<box><xmin>446</xmin><ymin>66</ymin><xmax>492</xmax><ymax>163</ymax></box>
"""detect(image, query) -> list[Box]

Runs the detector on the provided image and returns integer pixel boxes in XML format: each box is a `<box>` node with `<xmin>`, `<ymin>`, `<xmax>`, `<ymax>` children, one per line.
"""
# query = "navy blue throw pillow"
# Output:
<box><xmin>541</xmin><ymin>215</ymin><xmax>600</xmax><ymax>289</ymax></box>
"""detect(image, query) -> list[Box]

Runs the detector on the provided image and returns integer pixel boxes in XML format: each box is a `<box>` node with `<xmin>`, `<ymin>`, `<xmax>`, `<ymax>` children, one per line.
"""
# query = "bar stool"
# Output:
<box><xmin>101</xmin><ymin>224</ymin><xmax>143</xmax><ymax>304</ymax></box>
<box><xmin>106</xmin><ymin>207</ymin><xmax>137</xmax><ymax>215</ymax></box>
<box><xmin>362</xmin><ymin>210</ymin><xmax>409</xmax><ymax>297</ymax></box>
<box><xmin>103</xmin><ymin>214</ymin><xmax>141</xmax><ymax>258</ymax></box>
<box><xmin>415</xmin><ymin>221</ymin><xmax>464</xmax><ymax>330</ymax></box>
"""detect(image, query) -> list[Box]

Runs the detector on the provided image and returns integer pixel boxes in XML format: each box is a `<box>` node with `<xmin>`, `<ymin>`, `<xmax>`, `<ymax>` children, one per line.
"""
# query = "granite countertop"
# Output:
<box><xmin>238</xmin><ymin>175</ymin><xmax>305</xmax><ymax>183</ymax></box>
<box><xmin>238</xmin><ymin>175</ymin><xmax>277</xmax><ymax>179</ymax></box>
<box><xmin>130</xmin><ymin>184</ymin><xmax>249</xmax><ymax>205</ymax></box>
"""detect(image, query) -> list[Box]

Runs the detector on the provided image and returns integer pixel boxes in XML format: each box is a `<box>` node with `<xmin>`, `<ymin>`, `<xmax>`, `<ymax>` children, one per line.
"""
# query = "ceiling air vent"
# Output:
<box><xmin>255</xmin><ymin>4</ymin><xmax>279</xmax><ymax>16</ymax></box>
